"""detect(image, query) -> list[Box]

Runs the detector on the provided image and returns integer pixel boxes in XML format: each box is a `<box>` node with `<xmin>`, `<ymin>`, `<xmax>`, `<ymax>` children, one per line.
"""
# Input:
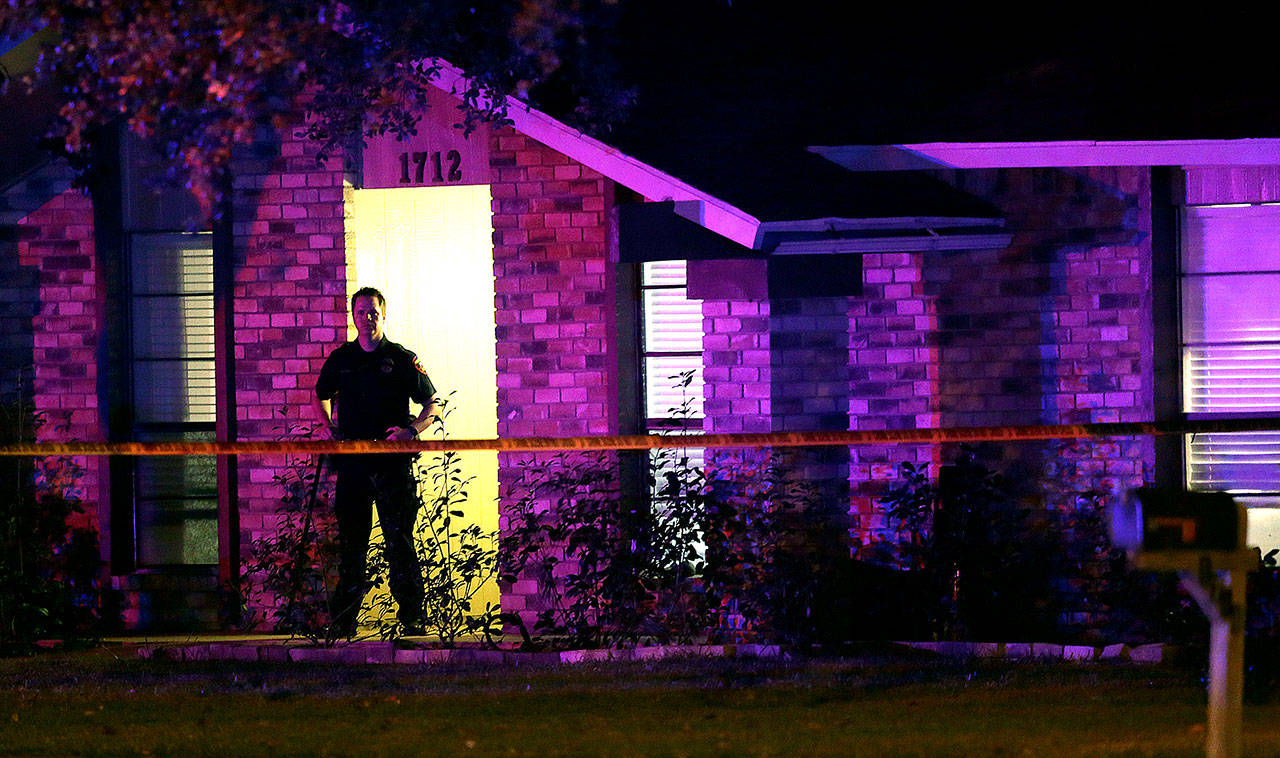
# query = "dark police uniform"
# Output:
<box><xmin>315</xmin><ymin>337</ymin><xmax>437</xmax><ymax>634</ymax></box>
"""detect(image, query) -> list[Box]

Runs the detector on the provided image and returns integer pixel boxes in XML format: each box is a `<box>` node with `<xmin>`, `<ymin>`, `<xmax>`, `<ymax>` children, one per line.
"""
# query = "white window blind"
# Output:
<box><xmin>130</xmin><ymin>233</ymin><xmax>216</xmax><ymax>424</ymax></box>
<box><xmin>641</xmin><ymin>260</ymin><xmax>705</xmax><ymax>483</ymax></box>
<box><xmin>641</xmin><ymin>260</ymin><xmax>704</xmax><ymax>425</ymax></box>
<box><xmin>1182</xmin><ymin>204</ymin><xmax>1280</xmax><ymax>494</ymax></box>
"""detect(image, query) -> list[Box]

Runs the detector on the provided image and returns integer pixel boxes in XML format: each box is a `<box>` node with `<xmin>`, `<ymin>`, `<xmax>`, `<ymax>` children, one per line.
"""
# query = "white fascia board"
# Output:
<box><xmin>430</xmin><ymin>64</ymin><xmax>761</xmax><ymax>249</ymax></box>
<box><xmin>813</xmin><ymin>140</ymin><xmax>1280</xmax><ymax>171</ymax></box>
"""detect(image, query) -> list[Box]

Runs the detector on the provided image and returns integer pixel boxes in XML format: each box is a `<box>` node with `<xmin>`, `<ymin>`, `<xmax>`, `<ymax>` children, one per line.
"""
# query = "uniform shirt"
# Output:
<box><xmin>315</xmin><ymin>337</ymin><xmax>437</xmax><ymax>440</ymax></box>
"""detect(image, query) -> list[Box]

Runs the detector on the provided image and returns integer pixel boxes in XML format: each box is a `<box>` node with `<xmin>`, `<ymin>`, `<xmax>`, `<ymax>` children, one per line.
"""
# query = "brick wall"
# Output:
<box><xmin>930</xmin><ymin>168</ymin><xmax>1150</xmax><ymax>425</ymax></box>
<box><xmin>1</xmin><ymin>166</ymin><xmax>74</xmax><ymax>403</ymax></box>
<box><xmin>490</xmin><ymin>128</ymin><xmax>613</xmax><ymax>439</ymax></box>
<box><xmin>847</xmin><ymin>167</ymin><xmax>1153</xmax><ymax>544</ymax></box>
<box><xmin>849</xmin><ymin>251</ymin><xmax>940</xmax><ymax>542</ymax></box>
<box><xmin>223</xmin><ymin>119</ymin><xmax>618</xmax><ymax>630</ymax></box>
<box><xmin>694</xmin><ymin>167</ymin><xmax>1153</xmax><ymax>551</ymax></box>
<box><xmin>17</xmin><ymin>187</ymin><xmax>105</xmax><ymax>531</ymax></box>
<box><xmin>2</xmin><ymin>128</ymin><xmax>1173</xmax><ymax>635</ymax></box>
<box><xmin>702</xmin><ymin>299</ymin><xmax>771</xmax><ymax>434</ymax></box>
<box><xmin>770</xmin><ymin>296</ymin><xmax>854</xmax><ymax>514</ymax></box>
<box><xmin>763</xmin><ymin>167</ymin><xmax>1155</xmax><ymax>554</ymax></box>
<box><xmin>230</xmin><ymin>122</ymin><xmax>348</xmax><ymax>625</ymax></box>
<box><xmin>487</xmin><ymin>125</ymin><xmax>615</xmax><ymax>626</ymax></box>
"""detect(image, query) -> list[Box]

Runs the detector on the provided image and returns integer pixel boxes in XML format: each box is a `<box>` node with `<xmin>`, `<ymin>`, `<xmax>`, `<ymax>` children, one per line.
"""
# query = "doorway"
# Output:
<box><xmin>347</xmin><ymin>184</ymin><xmax>499</xmax><ymax>630</ymax></box>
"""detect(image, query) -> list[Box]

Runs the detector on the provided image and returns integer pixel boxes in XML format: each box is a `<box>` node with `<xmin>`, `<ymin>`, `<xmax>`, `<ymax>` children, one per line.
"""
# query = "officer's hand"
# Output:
<box><xmin>385</xmin><ymin>426</ymin><xmax>417</xmax><ymax>441</ymax></box>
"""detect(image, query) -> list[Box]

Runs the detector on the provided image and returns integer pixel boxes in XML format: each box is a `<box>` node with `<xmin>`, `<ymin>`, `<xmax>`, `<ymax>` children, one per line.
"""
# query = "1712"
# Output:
<box><xmin>398</xmin><ymin>150</ymin><xmax>463</xmax><ymax>184</ymax></box>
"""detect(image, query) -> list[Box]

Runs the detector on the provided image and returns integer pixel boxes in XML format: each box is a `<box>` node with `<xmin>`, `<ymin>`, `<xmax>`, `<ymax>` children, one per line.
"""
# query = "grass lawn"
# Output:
<box><xmin>2</xmin><ymin>645</ymin><xmax>1278</xmax><ymax>757</ymax></box>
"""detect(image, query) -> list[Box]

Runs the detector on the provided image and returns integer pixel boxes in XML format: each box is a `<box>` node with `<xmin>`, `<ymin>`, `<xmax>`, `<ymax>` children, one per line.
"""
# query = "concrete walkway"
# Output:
<box><xmin>102</xmin><ymin>633</ymin><xmax>1171</xmax><ymax>666</ymax></box>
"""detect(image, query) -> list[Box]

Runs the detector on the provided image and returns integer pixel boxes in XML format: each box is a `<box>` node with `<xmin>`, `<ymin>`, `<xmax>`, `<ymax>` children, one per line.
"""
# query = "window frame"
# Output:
<box><xmin>125</xmin><ymin>231</ymin><xmax>220</xmax><ymax>567</ymax></box>
<box><xmin>1178</xmin><ymin>201</ymin><xmax>1280</xmax><ymax>553</ymax></box>
<box><xmin>103</xmin><ymin>132</ymin><xmax>236</xmax><ymax>576</ymax></box>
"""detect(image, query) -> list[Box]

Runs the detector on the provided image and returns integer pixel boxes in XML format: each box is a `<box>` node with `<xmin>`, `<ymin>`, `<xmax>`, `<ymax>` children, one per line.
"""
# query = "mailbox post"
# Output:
<box><xmin>1111</xmin><ymin>488</ymin><xmax>1254</xmax><ymax>758</ymax></box>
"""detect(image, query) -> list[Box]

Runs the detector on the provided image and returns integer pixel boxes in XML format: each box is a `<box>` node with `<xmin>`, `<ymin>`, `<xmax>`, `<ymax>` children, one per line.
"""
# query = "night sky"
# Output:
<box><xmin>604</xmin><ymin>2</ymin><xmax>1280</xmax><ymax>146</ymax></box>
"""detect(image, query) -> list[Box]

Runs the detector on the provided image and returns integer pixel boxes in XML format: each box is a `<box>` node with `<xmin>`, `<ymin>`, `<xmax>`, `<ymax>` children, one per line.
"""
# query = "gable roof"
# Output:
<box><xmin>435</xmin><ymin>65</ymin><xmax>766</xmax><ymax>249</ymax></box>
<box><xmin>15</xmin><ymin>7</ymin><xmax>1279</xmax><ymax>249</ymax></box>
<box><xmin>434</xmin><ymin>64</ymin><xmax>1004</xmax><ymax>252</ymax></box>
<box><xmin>554</xmin><ymin>1</ymin><xmax>1280</xmax><ymax>239</ymax></box>
<box><xmin>492</xmin><ymin>2</ymin><xmax>1280</xmax><ymax>249</ymax></box>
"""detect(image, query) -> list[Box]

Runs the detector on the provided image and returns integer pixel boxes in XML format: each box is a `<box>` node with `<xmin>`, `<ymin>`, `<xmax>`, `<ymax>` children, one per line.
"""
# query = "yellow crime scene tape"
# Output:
<box><xmin>1</xmin><ymin>416</ymin><xmax>1279</xmax><ymax>456</ymax></box>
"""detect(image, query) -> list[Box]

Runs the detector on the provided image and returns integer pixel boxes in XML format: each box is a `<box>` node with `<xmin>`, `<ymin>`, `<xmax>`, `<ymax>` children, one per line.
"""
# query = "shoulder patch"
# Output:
<box><xmin>412</xmin><ymin>355</ymin><xmax>429</xmax><ymax>376</ymax></box>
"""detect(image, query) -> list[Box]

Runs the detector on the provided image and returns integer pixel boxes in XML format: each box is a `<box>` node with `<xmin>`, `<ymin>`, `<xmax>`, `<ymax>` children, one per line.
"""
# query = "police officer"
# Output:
<box><xmin>313</xmin><ymin>286</ymin><xmax>439</xmax><ymax>637</ymax></box>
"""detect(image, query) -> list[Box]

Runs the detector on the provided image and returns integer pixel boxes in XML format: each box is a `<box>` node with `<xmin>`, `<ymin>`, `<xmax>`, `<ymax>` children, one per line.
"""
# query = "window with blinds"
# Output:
<box><xmin>640</xmin><ymin>260</ymin><xmax>705</xmax><ymax>554</ymax></box>
<box><xmin>641</xmin><ymin>260</ymin><xmax>703</xmax><ymax>428</ymax></box>
<box><xmin>130</xmin><ymin>233</ymin><xmax>216</xmax><ymax>424</ymax></box>
<box><xmin>1181</xmin><ymin>203</ymin><xmax>1280</xmax><ymax>550</ymax></box>
<box><xmin>129</xmin><ymin>232</ymin><xmax>218</xmax><ymax>565</ymax></box>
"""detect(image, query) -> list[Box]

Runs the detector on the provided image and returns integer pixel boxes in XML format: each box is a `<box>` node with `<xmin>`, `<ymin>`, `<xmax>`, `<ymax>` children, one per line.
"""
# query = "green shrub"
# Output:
<box><xmin>243</xmin><ymin>398</ymin><xmax>499</xmax><ymax>646</ymax></box>
<box><xmin>241</xmin><ymin>439</ymin><xmax>344</xmax><ymax>644</ymax></box>
<box><xmin>0</xmin><ymin>399</ymin><xmax>101</xmax><ymax>654</ymax></box>
<box><xmin>410</xmin><ymin>445</ymin><xmax>502</xmax><ymax>646</ymax></box>
<box><xmin>872</xmin><ymin>447</ymin><xmax>1217</xmax><ymax>646</ymax></box>
<box><xmin>875</xmin><ymin>447</ymin><xmax>1068</xmax><ymax>641</ymax></box>
<box><xmin>498</xmin><ymin>442</ymin><xmax>846</xmax><ymax>649</ymax></box>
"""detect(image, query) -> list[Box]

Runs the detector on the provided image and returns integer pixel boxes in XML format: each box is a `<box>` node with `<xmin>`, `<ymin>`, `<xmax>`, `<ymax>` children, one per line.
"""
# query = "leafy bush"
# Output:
<box><xmin>1053</xmin><ymin>488</ymin><xmax>1202</xmax><ymax>645</ymax></box>
<box><xmin>0</xmin><ymin>399</ymin><xmax>101</xmax><ymax>654</ymax></box>
<box><xmin>699</xmin><ymin>450</ymin><xmax>845</xmax><ymax>647</ymax></box>
<box><xmin>874</xmin><ymin>448</ymin><xmax>1067</xmax><ymax>641</ymax></box>
<box><xmin>243</xmin><ymin>399</ymin><xmax>500</xmax><ymax>646</ymax></box>
<box><xmin>242</xmin><ymin>440</ymin><xmax>345</xmax><ymax>644</ymax></box>
<box><xmin>498</xmin><ymin>371</ymin><xmax>849</xmax><ymax>650</ymax></box>
<box><xmin>497</xmin><ymin>372</ymin><xmax>729</xmax><ymax>649</ymax></box>
<box><xmin>409</xmin><ymin>446</ymin><xmax>502</xmax><ymax>646</ymax></box>
<box><xmin>498</xmin><ymin>441</ymin><xmax>849</xmax><ymax>649</ymax></box>
<box><xmin>870</xmin><ymin>447</ymin><xmax>1224</xmax><ymax>646</ymax></box>
<box><xmin>498</xmin><ymin>451</ymin><xmax>644</xmax><ymax>649</ymax></box>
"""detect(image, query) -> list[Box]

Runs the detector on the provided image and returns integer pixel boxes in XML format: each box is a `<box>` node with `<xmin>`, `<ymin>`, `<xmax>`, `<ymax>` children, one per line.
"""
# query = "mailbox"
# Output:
<box><xmin>1110</xmin><ymin>488</ymin><xmax>1246</xmax><ymax>558</ymax></box>
<box><xmin>1112</xmin><ymin>487</ymin><xmax>1253</xmax><ymax>756</ymax></box>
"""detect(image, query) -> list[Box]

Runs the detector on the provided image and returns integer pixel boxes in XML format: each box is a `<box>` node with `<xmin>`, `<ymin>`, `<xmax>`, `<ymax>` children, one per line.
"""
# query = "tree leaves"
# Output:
<box><xmin>8</xmin><ymin>0</ymin><xmax>626</xmax><ymax>207</ymax></box>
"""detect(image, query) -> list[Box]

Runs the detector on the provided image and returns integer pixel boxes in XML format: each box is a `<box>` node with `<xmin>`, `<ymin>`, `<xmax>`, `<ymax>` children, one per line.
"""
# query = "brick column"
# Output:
<box><xmin>849</xmin><ymin>252</ymin><xmax>939</xmax><ymax>546</ymax></box>
<box><xmin>18</xmin><ymin>188</ymin><xmax>105</xmax><ymax>530</ymax></box>
<box><xmin>230</xmin><ymin>123</ymin><xmax>348</xmax><ymax>625</ymax></box>
<box><xmin>771</xmin><ymin>296</ymin><xmax>854</xmax><ymax>512</ymax></box>
<box><xmin>487</xmin><ymin>126</ymin><xmax>614</xmax><ymax>627</ymax></box>
<box><xmin>700</xmin><ymin>296</ymin><xmax>770</xmax><ymax>637</ymax></box>
<box><xmin>703</xmin><ymin>299</ymin><xmax>771</xmax><ymax>434</ymax></box>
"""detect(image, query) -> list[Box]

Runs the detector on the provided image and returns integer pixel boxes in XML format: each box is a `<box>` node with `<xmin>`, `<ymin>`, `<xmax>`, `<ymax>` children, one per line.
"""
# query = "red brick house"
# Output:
<box><xmin>6</xmin><ymin>23</ymin><xmax>1280</xmax><ymax>630</ymax></box>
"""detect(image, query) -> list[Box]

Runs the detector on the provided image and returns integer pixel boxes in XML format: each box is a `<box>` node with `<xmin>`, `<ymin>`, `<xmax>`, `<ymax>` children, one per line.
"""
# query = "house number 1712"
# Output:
<box><xmin>398</xmin><ymin>150</ymin><xmax>463</xmax><ymax>184</ymax></box>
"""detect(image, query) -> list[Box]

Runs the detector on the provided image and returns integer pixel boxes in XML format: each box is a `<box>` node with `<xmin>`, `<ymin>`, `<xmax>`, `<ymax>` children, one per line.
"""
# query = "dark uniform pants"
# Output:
<box><xmin>332</xmin><ymin>454</ymin><xmax>423</xmax><ymax>633</ymax></box>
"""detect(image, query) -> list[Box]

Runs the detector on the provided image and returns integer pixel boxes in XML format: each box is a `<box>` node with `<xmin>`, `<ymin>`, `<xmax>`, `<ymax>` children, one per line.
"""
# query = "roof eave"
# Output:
<box><xmin>769</xmin><ymin>233</ymin><xmax>1014</xmax><ymax>255</ymax></box>
<box><xmin>812</xmin><ymin>140</ymin><xmax>1280</xmax><ymax>171</ymax></box>
<box><xmin>430</xmin><ymin>63</ymin><xmax>762</xmax><ymax>249</ymax></box>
